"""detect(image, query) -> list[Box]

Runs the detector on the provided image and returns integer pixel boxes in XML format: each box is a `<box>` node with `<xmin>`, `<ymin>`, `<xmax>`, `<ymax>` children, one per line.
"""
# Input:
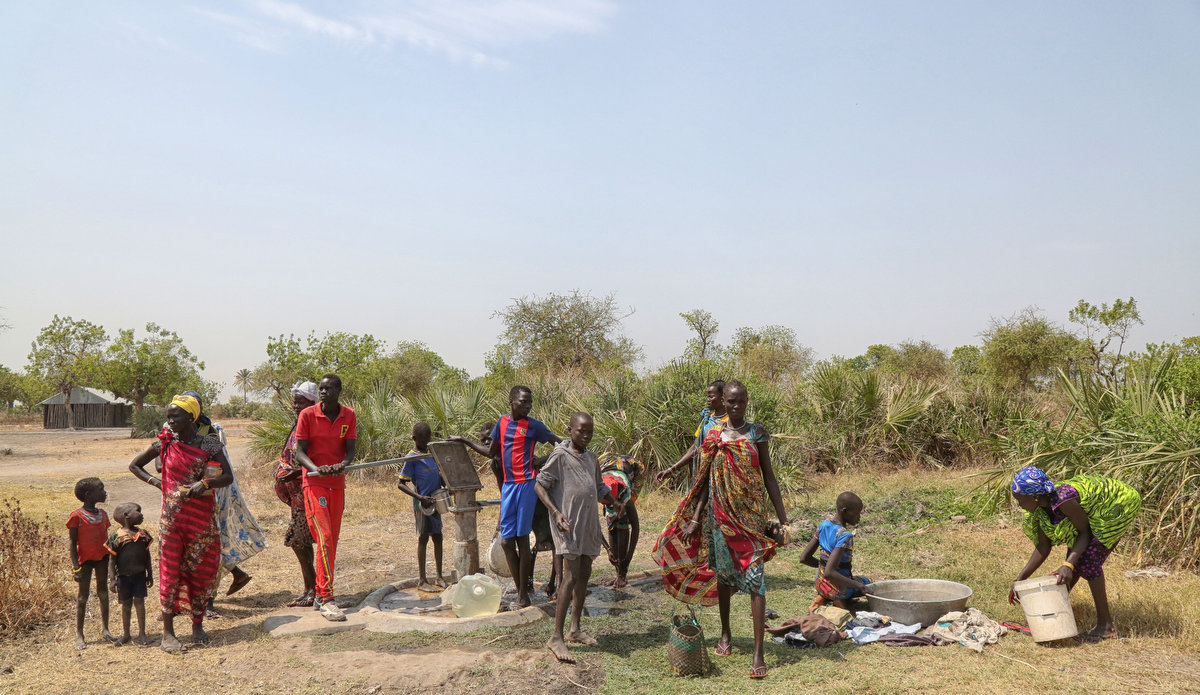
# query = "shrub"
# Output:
<box><xmin>129</xmin><ymin>407</ymin><xmax>165</xmax><ymax>439</ymax></box>
<box><xmin>0</xmin><ymin>499</ymin><xmax>71</xmax><ymax>636</ymax></box>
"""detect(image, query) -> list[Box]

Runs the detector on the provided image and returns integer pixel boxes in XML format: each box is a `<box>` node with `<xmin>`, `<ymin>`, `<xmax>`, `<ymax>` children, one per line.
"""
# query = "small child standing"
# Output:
<box><xmin>536</xmin><ymin>412</ymin><xmax>621</xmax><ymax>664</ymax></box>
<box><xmin>106</xmin><ymin>502</ymin><xmax>154</xmax><ymax>646</ymax></box>
<box><xmin>800</xmin><ymin>491</ymin><xmax>872</xmax><ymax>608</ymax></box>
<box><xmin>67</xmin><ymin>477</ymin><xmax>113</xmax><ymax>649</ymax></box>
<box><xmin>396</xmin><ymin>422</ymin><xmax>447</xmax><ymax>589</ymax></box>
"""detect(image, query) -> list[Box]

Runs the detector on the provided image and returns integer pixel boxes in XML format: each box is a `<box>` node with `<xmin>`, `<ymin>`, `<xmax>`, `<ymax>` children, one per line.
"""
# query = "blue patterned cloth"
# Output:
<box><xmin>1012</xmin><ymin>466</ymin><xmax>1055</xmax><ymax>496</ymax></box>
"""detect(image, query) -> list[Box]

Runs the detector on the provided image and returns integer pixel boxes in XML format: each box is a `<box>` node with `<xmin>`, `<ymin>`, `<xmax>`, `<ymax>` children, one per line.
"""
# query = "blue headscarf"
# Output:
<box><xmin>1011</xmin><ymin>466</ymin><xmax>1055</xmax><ymax>496</ymax></box>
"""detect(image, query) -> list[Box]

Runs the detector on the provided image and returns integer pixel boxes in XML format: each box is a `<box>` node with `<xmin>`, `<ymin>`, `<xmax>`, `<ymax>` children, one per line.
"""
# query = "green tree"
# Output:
<box><xmin>0</xmin><ymin>366</ymin><xmax>44</xmax><ymax>410</ymax></box>
<box><xmin>980</xmin><ymin>308</ymin><xmax>1078</xmax><ymax>389</ymax></box>
<box><xmin>27</xmin><ymin>315</ymin><xmax>108</xmax><ymax>428</ymax></box>
<box><xmin>382</xmin><ymin>341</ymin><xmax>447</xmax><ymax>397</ymax></box>
<box><xmin>680</xmin><ymin>309</ymin><xmax>720</xmax><ymax>360</ymax></box>
<box><xmin>880</xmin><ymin>340</ymin><xmax>951</xmax><ymax>382</ymax></box>
<box><xmin>234</xmin><ymin>368</ymin><xmax>254</xmax><ymax>401</ymax></box>
<box><xmin>493</xmin><ymin>291</ymin><xmax>642</xmax><ymax>371</ymax></box>
<box><xmin>101</xmin><ymin>323</ymin><xmax>205</xmax><ymax>411</ymax></box>
<box><xmin>951</xmin><ymin>345</ymin><xmax>983</xmax><ymax>377</ymax></box>
<box><xmin>730</xmin><ymin>325</ymin><xmax>812</xmax><ymax>383</ymax></box>
<box><xmin>1068</xmin><ymin>297</ymin><xmax>1142</xmax><ymax>382</ymax></box>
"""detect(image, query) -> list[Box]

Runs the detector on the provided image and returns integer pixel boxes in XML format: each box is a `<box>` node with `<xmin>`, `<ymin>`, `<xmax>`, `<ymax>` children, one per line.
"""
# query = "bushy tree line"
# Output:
<box><xmin>1</xmin><ymin>316</ymin><xmax>218</xmax><ymax>428</ymax></box>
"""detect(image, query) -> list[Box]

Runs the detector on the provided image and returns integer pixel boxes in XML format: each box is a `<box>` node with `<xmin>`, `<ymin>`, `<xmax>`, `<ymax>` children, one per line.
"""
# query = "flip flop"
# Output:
<box><xmin>714</xmin><ymin>641</ymin><xmax>733</xmax><ymax>656</ymax></box>
<box><xmin>286</xmin><ymin>595</ymin><xmax>314</xmax><ymax>608</ymax></box>
<box><xmin>749</xmin><ymin>665</ymin><xmax>768</xmax><ymax>679</ymax></box>
<box><xmin>226</xmin><ymin>573</ymin><xmax>253</xmax><ymax>596</ymax></box>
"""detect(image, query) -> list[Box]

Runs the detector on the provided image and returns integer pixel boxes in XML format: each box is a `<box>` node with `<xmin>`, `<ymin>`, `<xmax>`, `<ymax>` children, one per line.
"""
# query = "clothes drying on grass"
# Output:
<box><xmin>847</xmin><ymin>621</ymin><xmax>922</xmax><ymax>645</ymax></box>
<box><xmin>922</xmin><ymin>608</ymin><xmax>1008</xmax><ymax>652</ymax></box>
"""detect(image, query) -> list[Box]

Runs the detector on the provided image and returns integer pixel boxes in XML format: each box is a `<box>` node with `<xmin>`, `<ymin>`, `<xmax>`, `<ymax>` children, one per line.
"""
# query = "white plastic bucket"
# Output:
<box><xmin>1013</xmin><ymin>575</ymin><xmax>1078</xmax><ymax>642</ymax></box>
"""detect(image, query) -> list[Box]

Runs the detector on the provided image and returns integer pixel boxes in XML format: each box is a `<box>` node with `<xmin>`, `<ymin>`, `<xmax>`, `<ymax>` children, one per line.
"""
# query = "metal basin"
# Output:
<box><xmin>865</xmin><ymin>579</ymin><xmax>973</xmax><ymax>627</ymax></box>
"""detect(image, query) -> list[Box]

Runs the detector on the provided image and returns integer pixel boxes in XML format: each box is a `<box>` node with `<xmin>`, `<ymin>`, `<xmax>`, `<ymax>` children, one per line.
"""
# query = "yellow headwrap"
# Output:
<box><xmin>170</xmin><ymin>394</ymin><xmax>201</xmax><ymax>422</ymax></box>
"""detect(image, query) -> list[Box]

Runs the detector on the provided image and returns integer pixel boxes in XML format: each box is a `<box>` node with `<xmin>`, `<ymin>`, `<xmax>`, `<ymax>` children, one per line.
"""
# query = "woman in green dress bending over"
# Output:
<box><xmin>1008</xmin><ymin>466</ymin><xmax>1141</xmax><ymax>641</ymax></box>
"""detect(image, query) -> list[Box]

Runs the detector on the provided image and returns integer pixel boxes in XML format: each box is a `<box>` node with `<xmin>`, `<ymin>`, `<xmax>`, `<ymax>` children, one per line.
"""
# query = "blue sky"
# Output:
<box><xmin>2</xmin><ymin>1</ymin><xmax>1198</xmax><ymax>395</ymax></box>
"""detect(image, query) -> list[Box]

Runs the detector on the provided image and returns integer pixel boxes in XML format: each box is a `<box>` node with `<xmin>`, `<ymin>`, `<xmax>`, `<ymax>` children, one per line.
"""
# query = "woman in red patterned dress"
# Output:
<box><xmin>129</xmin><ymin>394</ymin><xmax>233</xmax><ymax>653</ymax></box>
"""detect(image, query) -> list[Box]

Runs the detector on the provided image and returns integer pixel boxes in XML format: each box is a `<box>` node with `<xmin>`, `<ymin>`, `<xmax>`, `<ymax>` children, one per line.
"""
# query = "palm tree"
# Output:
<box><xmin>234</xmin><ymin>368</ymin><xmax>253</xmax><ymax>401</ymax></box>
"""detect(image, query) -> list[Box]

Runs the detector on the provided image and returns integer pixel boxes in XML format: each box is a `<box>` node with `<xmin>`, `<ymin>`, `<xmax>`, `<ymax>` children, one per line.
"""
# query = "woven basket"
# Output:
<box><xmin>667</xmin><ymin>605</ymin><xmax>710</xmax><ymax>676</ymax></box>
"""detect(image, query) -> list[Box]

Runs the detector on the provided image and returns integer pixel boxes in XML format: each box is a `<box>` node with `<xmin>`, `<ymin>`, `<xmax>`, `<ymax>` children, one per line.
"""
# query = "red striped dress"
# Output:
<box><xmin>156</xmin><ymin>429</ymin><xmax>223</xmax><ymax>623</ymax></box>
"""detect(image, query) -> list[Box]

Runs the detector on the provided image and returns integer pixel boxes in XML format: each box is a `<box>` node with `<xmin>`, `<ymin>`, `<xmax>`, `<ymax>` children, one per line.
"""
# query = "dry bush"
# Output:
<box><xmin>0</xmin><ymin>498</ymin><xmax>71</xmax><ymax>635</ymax></box>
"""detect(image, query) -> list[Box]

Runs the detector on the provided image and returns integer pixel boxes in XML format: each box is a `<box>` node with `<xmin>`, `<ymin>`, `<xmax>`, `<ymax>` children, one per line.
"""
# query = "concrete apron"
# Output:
<box><xmin>264</xmin><ymin>571</ymin><xmax>662</xmax><ymax>638</ymax></box>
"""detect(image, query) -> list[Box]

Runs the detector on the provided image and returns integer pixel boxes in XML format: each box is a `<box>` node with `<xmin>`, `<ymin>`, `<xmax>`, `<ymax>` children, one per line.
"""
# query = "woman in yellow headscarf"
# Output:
<box><xmin>129</xmin><ymin>394</ymin><xmax>232</xmax><ymax>653</ymax></box>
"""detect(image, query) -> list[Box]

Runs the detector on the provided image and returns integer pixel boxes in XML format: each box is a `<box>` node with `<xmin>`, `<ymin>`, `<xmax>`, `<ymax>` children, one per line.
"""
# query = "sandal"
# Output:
<box><xmin>286</xmin><ymin>595</ymin><xmax>314</xmax><ymax>608</ymax></box>
<box><xmin>226</xmin><ymin>573</ymin><xmax>253</xmax><ymax>596</ymax></box>
<box><xmin>749</xmin><ymin>665</ymin><xmax>768</xmax><ymax>679</ymax></box>
<box><xmin>715</xmin><ymin>641</ymin><xmax>733</xmax><ymax>657</ymax></box>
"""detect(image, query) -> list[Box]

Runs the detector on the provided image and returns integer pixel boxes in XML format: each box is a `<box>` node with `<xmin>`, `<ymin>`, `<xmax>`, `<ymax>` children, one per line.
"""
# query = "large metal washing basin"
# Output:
<box><xmin>865</xmin><ymin>579</ymin><xmax>973</xmax><ymax>627</ymax></box>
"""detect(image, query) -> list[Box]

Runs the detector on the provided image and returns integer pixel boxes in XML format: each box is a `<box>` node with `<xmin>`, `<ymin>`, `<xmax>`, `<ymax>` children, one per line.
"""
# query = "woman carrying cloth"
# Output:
<box><xmin>653</xmin><ymin>380</ymin><xmax>788</xmax><ymax>679</ymax></box>
<box><xmin>1008</xmin><ymin>466</ymin><xmax>1141</xmax><ymax>642</ymax></box>
<box><xmin>129</xmin><ymin>394</ymin><xmax>233</xmax><ymax>653</ymax></box>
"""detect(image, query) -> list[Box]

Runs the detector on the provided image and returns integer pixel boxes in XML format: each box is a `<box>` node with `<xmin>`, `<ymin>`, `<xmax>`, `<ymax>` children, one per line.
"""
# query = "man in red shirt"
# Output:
<box><xmin>295</xmin><ymin>373</ymin><xmax>356</xmax><ymax>621</ymax></box>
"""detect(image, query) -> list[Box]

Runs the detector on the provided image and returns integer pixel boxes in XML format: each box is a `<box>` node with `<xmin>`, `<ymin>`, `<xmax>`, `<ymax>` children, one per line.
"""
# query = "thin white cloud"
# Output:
<box><xmin>195</xmin><ymin>0</ymin><xmax>617</xmax><ymax>67</ymax></box>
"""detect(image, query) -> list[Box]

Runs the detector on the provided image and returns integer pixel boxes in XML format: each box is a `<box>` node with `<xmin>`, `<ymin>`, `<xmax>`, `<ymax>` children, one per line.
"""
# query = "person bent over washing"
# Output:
<box><xmin>1008</xmin><ymin>466</ymin><xmax>1141</xmax><ymax>642</ymax></box>
<box><xmin>536</xmin><ymin>412</ymin><xmax>622</xmax><ymax>664</ymax></box>
<box><xmin>599</xmin><ymin>452</ymin><xmax>643</xmax><ymax>589</ymax></box>
<box><xmin>800</xmin><ymin>491</ymin><xmax>871</xmax><ymax>610</ymax></box>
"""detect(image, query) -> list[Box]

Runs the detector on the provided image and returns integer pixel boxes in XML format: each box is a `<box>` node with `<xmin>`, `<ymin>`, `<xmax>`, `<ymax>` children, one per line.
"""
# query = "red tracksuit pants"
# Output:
<box><xmin>304</xmin><ymin>486</ymin><xmax>344</xmax><ymax>599</ymax></box>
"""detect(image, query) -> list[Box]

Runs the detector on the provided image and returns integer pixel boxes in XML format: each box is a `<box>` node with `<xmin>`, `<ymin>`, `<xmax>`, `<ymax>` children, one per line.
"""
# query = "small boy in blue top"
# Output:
<box><xmin>489</xmin><ymin>385</ymin><xmax>561</xmax><ymax>607</ymax></box>
<box><xmin>800</xmin><ymin>491</ymin><xmax>872</xmax><ymax>608</ymax></box>
<box><xmin>397</xmin><ymin>422</ymin><xmax>446</xmax><ymax>589</ymax></box>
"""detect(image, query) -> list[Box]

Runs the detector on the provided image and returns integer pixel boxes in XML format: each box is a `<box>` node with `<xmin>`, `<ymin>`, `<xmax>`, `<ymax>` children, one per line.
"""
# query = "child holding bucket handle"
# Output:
<box><xmin>1008</xmin><ymin>466</ymin><xmax>1141</xmax><ymax>642</ymax></box>
<box><xmin>396</xmin><ymin>422</ymin><xmax>447</xmax><ymax>589</ymax></box>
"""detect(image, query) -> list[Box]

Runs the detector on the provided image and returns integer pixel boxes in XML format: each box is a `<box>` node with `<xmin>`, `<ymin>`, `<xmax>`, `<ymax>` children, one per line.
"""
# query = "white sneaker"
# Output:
<box><xmin>316</xmin><ymin>597</ymin><xmax>346</xmax><ymax>622</ymax></box>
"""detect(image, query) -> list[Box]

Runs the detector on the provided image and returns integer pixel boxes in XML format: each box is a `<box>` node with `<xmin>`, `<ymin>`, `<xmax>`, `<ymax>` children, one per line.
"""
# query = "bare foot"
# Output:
<box><xmin>432</xmin><ymin>576</ymin><xmax>448</xmax><ymax>588</ymax></box>
<box><xmin>565</xmin><ymin>630</ymin><xmax>599</xmax><ymax>647</ymax></box>
<box><xmin>114</xmin><ymin>635</ymin><xmax>131</xmax><ymax>647</ymax></box>
<box><xmin>547</xmin><ymin>636</ymin><xmax>576</xmax><ymax>663</ymax></box>
<box><xmin>75</xmin><ymin>635</ymin><xmax>87</xmax><ymax>651</ymax></box>
<box><xmin>135</xmin><ymin>635</ymin><xmax>155</xmax><ymax>646</ymax></box>
<box><xmin>160</xmin><ymin>635</ymin><xmax>183</xmax><ymax>654</ymax></box>
<box><xmin>191</xmin><ymin>625</ymin><xmax>209</xmax><ymax>644</ymax></box>
<box><xmin>517</xmin><ymin>594</ymin><xmax>532</xmax><ymax>608</ymax></box>
<box><xmin>1077</xmin><ymin>626</ymin><xmax>1119</xmax><ymax>642</ymax></box>
<box><xmin>612</xmin><ymin>577</ymin><xmax>629</xmax><ymax>590</ymax></box>
<box><xmin>101</xmin><ymin>629</ymin><xmax>116</xmax><ymax>644</ymax></box>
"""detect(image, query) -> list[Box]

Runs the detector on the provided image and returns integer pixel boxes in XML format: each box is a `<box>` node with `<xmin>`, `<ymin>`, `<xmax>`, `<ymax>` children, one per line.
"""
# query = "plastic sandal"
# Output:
<box><xmin>749</xmin><ymin>665</ymin><xmax>768</xmax><ymax>679</ymax></box>
<box><xmin>715</xmin><ymin>641</ymin><xmax>733</xmax><ymax>656</ymax></box>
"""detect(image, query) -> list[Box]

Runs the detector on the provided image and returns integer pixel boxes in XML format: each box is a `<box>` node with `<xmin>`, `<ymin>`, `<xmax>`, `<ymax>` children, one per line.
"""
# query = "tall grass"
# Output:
<box><xmin>973</xmin><ymin>356</ymin><xmax>1200</xmax><ymax>569</ymax></box>
<box><xmin>0</xmin><ymin>499</ymin><xmax>71</xmax><ymax>636</ymax></box>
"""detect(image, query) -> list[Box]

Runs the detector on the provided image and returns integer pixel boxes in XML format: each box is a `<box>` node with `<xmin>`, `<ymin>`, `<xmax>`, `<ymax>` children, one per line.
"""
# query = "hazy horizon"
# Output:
<box><xmin>3</xmin><ymin>1</ymin><xmax>1198</xmax><ymax>397</ymax></box>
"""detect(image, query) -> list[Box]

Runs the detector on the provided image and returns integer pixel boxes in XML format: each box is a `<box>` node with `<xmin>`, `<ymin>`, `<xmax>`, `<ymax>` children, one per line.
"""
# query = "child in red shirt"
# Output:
<box><xmin>67</xmin><ymin>477</ymin><xmax>113</xmax><ymax>649</ymax></box>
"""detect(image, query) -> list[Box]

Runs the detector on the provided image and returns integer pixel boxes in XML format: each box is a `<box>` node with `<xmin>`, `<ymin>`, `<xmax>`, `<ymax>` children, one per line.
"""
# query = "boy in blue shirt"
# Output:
<box><xmin>800</xmin><ymin>491</ymin><xmax>872</xmax><ymax>608</ymax></box>
<box><xmin>489</xmin><ymin>385</ymin><xmax>560</xmax><ymax>607</ymax></box>
<box><xmin>397</xmin><ymin>422</ymin><xmax>446</xmax><ymax>589</ymax></box>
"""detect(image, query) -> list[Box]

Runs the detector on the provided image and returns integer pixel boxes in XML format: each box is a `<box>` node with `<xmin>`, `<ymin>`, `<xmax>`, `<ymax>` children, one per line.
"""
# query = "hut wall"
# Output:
<box><xmin>42</xmin><ymin>404</ymin><xmax>131</xmax><ymax>429</ymax></box>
